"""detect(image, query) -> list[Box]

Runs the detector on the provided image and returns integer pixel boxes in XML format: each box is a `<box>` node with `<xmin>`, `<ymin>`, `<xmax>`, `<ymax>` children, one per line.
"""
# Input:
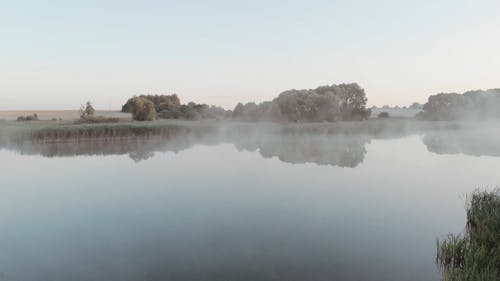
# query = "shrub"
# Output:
<box><xmin>378</xmin><ymin>112</ymin><xmax>390</xmax><ymax>118</ymax></box>
<box><xmin>16</xmin><ymin>113</ymin><xmax>39</xmax><ymax>121</ymax></box>
<box><xmin>122</xmin><ymin>94</ymin><xmax>180</xmax><ymax>113</ymax></box>
<box><xmin>128</xmin><ymin>97</ymin><xmax>156</xmax><ymax>121</ymax></box>
<box><xmin>80</xmin><ymin>101</ymin><xmax>95</xmax><ymax>119</ymax></box>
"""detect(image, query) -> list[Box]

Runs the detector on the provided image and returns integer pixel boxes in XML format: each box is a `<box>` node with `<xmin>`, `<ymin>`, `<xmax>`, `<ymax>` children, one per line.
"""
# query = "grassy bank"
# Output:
<box><xmin>436</xmin><ymin>189</ymin><xmax>500</xmax><ymax>281</ymax></box>
<box><xmin>0</xmin><ymin>119</ymin><xmax>221</xmax><ymax>144</ymax></box>
<box><xmin>0</xmin><ymin>118</ymin><xmax>473</xmax><ymax>146</ymax></box>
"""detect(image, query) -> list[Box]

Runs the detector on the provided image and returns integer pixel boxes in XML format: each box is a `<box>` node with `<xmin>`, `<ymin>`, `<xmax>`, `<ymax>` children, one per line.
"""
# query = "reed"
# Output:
<box><xmin>0</xmin><ymin>119</ymin><xmax>219</xmax><ymax>143</ymax></box>
<box><xmin>0</xmin><ymin>118</ymin><xmax>468</xmax><ymax>145</ymax></box>
<box><xmin>436</xmin><ymin>189</ymin><xmax>500</xmax><ymax>281</ymax></box>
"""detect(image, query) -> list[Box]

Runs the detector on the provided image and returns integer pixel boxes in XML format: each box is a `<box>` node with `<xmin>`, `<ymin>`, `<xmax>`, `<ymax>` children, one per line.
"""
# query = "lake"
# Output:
<box><xmin>0</xmin><ymin>122</ymin><xmax>499</xmax><ymax>281</ymax></box>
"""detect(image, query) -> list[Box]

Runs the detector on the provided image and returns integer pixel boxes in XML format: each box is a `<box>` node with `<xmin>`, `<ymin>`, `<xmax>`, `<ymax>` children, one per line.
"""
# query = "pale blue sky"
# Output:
<box><xmin>1</xmin><ymin>0</ymin><xmax>499</xmax><ymax>109</ymax></box>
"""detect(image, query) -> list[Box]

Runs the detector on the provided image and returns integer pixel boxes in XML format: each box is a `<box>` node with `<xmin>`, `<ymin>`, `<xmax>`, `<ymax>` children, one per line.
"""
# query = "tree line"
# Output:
<box><xmin>418</xmin><ymin>89</ymin><xmax>500</xmax><ymax>120</ymax></box>
<box><xmin>122</xmin><ymin>83</ymin><xmax>371</xmax><ymax>122</ymax></box>
<box><xmin>121</xmin><ymin>86</ymin><xmax>500</xmax><ymax>122</ymax></box>
<box><xmin>232</xmin><ymin>83</ymin><xmax>370</xmax><ymax>122</ymax></box>
<box><xmin>121</xmin><ymin>94</ymin><xmax>231</xmax><ymax>121</ymax></box>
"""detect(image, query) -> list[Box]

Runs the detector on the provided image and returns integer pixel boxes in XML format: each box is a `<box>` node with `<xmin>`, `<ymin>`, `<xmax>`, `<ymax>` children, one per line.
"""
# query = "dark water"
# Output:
<box><xmin>0</xmin><ymin>123</ymin><xmax>499</xmax><ymax>281</ymax></box>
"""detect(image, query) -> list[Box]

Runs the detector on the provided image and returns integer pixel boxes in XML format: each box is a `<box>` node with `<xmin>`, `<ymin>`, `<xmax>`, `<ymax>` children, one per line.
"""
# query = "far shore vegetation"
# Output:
<box><xmin>121</xmin><ymin>94</ymin><xmax>230</xmax><ymax>121</ymax></box>
<box><xmin>417</xmin><ymin>89</ymin><xmax>500</xmax><ymax>121</ymax></box>
<box><xmin>8</xmin><ymin>83</ymin><xmax>500</xmax><ymax>125</ymax></box>
<box><xmin>377</xmin><ymin>111</ymin><xmax>390</xmax><ymax>118</ymax></box>
<box><xmin>118</xmin><ymin>84</ymin><xmax>499</xmax><ymax>123</ymax></box>
<box><xmin>3</xmin><ymin>83</ymin><xmax>499</xmax><ymax>143</ymax></box>
<box><xmin>16</xmin><ymin>113</ymin><xmax>39</xmax><ymax>122</ymax></box>
<box><xmin>121</xmin><ymin>83</ymin><xmax>371</xmax><ymax>122</ymax></box>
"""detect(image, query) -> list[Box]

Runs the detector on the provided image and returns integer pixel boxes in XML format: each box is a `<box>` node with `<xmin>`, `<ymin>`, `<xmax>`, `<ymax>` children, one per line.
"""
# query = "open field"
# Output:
<box><xmin>0</xmin><ymin>110</ymin><xmax>131</xmax><ymax>121</ymax></box>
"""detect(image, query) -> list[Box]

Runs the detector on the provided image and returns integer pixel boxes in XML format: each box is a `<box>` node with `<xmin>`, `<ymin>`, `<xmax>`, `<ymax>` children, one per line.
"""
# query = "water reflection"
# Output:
<box><xmin>423</xmin><ymin>126</ymin><xmax>500</xmax><ymax>157</ymax></box>
<box><xmin>0</xmin><ymin>124</ymin><xmax>372</xmax><ymax>167</ymax></box>
<box><xmin>2</xmin><ymin>122</ymin><xmax>500</xmax><ymax>166</ymax></box>
<box><xmin>10</xmin><ymin>136</ymin><xmax>219</xmax><ymax>163</ymax></box>
<box><xmin>2</xmin><ymin>122</ymin><xmax>500</xmax><ymax>281</ymax></box>
<box><xmin>232</xmin><ymin>134</ymin><xmax>368</xmax><ymax>167</ymax></box>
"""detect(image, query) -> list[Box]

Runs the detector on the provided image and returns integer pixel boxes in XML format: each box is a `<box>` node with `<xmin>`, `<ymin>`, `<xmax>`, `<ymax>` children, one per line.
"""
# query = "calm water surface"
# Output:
<box><xmin>0</xmin><ymin>125</ymin><xmax>499</xmax><ymax>281</ymax></box>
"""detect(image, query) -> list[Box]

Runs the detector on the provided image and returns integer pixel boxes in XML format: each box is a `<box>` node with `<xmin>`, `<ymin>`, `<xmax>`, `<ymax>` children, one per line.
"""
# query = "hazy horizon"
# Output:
<box><xmin>1</xmin><ymin>0</ymin><xmax>499</xmax><ymax>110</ymax></box>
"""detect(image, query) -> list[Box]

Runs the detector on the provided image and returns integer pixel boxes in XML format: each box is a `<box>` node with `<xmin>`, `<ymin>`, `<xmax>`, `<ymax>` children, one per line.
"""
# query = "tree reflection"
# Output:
<box><xmin>423</xmin><ymin>125</ymin><xmax>500</xmax><ymax>157</ymax></box>
<box><xmin>5</xmin><ymin>122</ymin><xmax>500</xmax><ymax>166</ymax></box>
<box><xmin>232</xmin><ymin>134</ymin><xmax>368</xmax><ymax>167</ymax></box>
<box><xmin>2</xmin><ymin>124</ymin><xmax>371</xmax><ymax>167</ymax></box>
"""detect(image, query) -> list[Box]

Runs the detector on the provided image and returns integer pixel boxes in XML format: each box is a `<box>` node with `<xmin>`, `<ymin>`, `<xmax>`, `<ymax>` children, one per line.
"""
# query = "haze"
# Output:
<box><xmin>1</xmin><ymin>0</ymin><xmax>499</xmax><ymax>110</ymax></box>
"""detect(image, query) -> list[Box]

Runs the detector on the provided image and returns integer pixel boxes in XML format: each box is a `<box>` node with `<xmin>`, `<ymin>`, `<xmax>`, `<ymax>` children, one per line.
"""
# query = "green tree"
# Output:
<box><xmin>129</xmin><ymin>97</ymin><xmax>156</xmax><ymax>121</ymax></box>
<box><xmin>80</xmin><ymin>101</ymin><xmax>95</xmax><ymax>118</ymax></box>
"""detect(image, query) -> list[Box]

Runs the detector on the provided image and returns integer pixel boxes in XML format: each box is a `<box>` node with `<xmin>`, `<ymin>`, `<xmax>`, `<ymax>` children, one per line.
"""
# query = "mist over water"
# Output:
<box><xmin>0</xmin><ymin>121</ymin><xmax>499</xmax><ymax>281</ymax></box>
<box><xmin>3</xmin><ymin>121</ymin><xmax>500</xmax><ymax>165</ymax></box>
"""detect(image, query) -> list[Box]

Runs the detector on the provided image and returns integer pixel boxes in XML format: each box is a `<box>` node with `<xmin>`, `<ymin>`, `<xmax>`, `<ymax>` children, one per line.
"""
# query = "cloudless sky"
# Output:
<box><xmin>1</xmin><ymin>0</ymin><xmax>499</xmax><ymax>110</ymax></box>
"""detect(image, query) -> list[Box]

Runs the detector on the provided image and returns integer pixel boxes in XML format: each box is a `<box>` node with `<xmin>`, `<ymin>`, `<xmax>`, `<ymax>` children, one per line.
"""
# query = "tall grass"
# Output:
<box><xmin>0</xmin><ymin>119</ymin><xmax>219</xmax><ymax>143</ymax></box>
<box><xmin>436</xmin><ymin>189</ymin><xmax>500</xmax><ymax>281</ymax></box>
<box><xmin>0</xmin><ymin>118</ymin><xmax>470</xmax><ymax>147</ymax></box>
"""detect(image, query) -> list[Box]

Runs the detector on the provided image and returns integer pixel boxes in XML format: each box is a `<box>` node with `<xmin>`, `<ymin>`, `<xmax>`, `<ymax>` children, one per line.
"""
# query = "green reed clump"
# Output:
<box><xmin>0</xmin><ymin>119</ymin><xmax>219</xmax><ymax>144</ymax></box>
<box><xmin>436</xmin><ymin>188</ymin><xmax>500</xmax><ymax>281</ymax></box>
<box><xmin>29</xmin><ymin>123</ymin><xmax>187</xmax><ymax>141</ymax></box>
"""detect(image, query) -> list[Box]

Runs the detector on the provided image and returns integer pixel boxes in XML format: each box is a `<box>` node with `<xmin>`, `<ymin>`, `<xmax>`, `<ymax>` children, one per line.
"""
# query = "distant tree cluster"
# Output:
<box><xmin>122</xmin><ymin>94</ymin><xmax>180</xmax><ymax>113</ymax></box>
<box><xmin>408</xmin><ymin>102</ymin><xmax>424</xmax><ymax>110</ymax></box>
<box><xmin>232</xmin><ymin>101</ymin><xmax>282</xmax><ymax>121</ymax></box>
<box><xmin>417</xmin><ymin>89</ymin><xmax>500</xmax><ymax>120</ymax></box>
<box><xmin>122</xmin><ymin>84</ymin><xmax>369</xmax><ymax>122</ymax></box>
<box><xmin>122</xmin><ymin>94</ymin><xmax>231</xmax><ymax>121</ymax></box>
<box><xmin>16</xmin><ymin>113</ymin><xmax>39</xmax><ymax>121</ymax></box>
<box><xmin>371</xmin><ymin>102</ymin><xmax>423</xmax><ymax>110</ymax></box>
<box><xmin>233</xmin><ymin>83</ymin><xmax>371</xmax><ymax>122</ymax></box>
<box><xmin>378</xmin><ymin>112</ymin><xmax>390</xmax><ymax>118</ymax></box>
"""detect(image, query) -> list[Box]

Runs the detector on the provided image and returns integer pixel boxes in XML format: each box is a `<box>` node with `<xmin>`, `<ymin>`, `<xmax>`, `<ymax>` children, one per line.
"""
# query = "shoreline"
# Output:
<box><xmin>0</xmin><ymin>118</ymin><xmax>469</xmax><ymax>144</ymax></box>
